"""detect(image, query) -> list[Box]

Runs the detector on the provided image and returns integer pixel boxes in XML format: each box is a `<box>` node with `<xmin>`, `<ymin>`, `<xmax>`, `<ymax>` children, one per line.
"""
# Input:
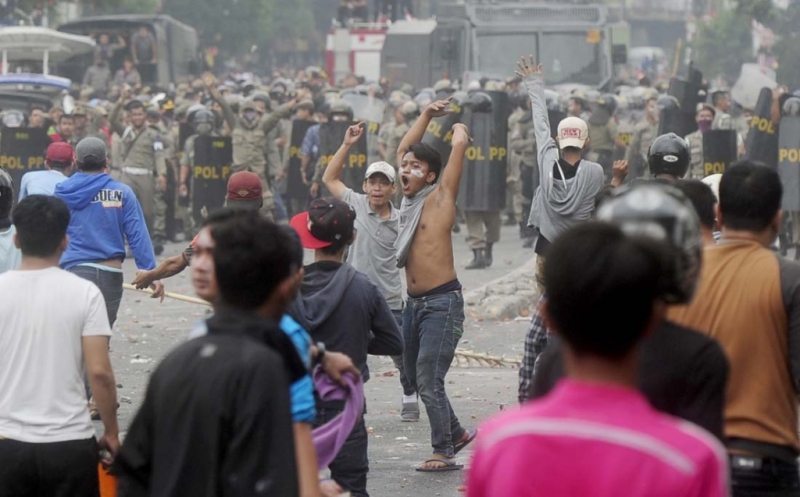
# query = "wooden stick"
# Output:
<box><xmin>453</xmin><ymin>349</ymin><xmax>521</xmax><ymax>368</ymax></box>
<box><xmin>122</xmin><ymin>283</ymin><xmax>212</xmax><ymax>307</ymax></box>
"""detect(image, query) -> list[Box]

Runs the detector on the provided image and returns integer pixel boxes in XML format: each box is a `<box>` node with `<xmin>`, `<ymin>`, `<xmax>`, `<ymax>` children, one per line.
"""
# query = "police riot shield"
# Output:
<box><xmin>0</xmin><ymin>127</ymin><xmax>49</xmax><ymax>200</ymax></box>
<box><xmin>745</xmin><ymin>87</ymin><xmax>779</xmax><ymax>169</ymax></box>
<box><xmin>319</xmin><ymin>121</ymin><xmax>368</xmax><ymax>192</ymax></box>
<box><xmin>779</xmin><ymin>117</ymin><xmax>800</xmax><ymax>211</ymax></box>
<box><xmin>702</xmin><ymin>130</ymin><xmax>738</xmax><ymax>177</ymax></box>
<box><xmin>668</xmin><ymin>77</ymin><xmax>702</xmax><ymax>138</ymax></box>
<box><xmin>421</xmin><ymin>98</ymin><xmax>464</xmax><ymax>163</ymax></box>
<box><xmin>191</xmin><ymin>136</ymin><xmax>232</xmax><ymax>225</ymax></box>
<box><xmin>286</xmin><ymin>120</ymin><xmax>314</xmax><ymax>203</ymax></box>
<box><xmin>365</xmin><ymin>121</ymin><xmax>381</xmax><ymax>165</ymax></box>
<box><xmin>342</xmin><ymin>94</ymin><xmax>385</xmax><ymax>165</ymax></box>
<box><xmin>178</xmin><ymin>122</ymin><xmax>194</xmax><ymax>158</ymax></box>
<box><xmin>458</xmin><ymin>91</ymin><xmax>509</xmax><ymax>212</ymax></box>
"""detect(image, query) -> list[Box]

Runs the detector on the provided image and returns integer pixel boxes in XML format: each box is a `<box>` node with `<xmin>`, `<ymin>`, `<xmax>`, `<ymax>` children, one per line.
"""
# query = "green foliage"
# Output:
<box><xmin>691</xmin><ymin>10</ymin><xmax>754</xmax><ymax>81</ymax></box>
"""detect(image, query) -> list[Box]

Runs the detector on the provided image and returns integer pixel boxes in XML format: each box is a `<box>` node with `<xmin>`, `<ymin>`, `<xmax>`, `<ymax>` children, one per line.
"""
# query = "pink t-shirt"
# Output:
<box><xmin>467</xmin><ymin>380</ymin><xmax>729</xmax><ymax>497</ymax></box>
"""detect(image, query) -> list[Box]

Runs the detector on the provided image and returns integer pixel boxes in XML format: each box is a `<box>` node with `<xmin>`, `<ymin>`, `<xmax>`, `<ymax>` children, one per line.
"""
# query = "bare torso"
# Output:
<box><xmin>404</xmin><ymin>187</ymin><xmax>458</xmax><ymax>295</ymax></box>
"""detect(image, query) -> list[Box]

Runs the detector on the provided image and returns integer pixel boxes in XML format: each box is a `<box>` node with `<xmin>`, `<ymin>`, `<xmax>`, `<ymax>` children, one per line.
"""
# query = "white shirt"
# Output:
<box><xmin>0</xmin><ymin>226</ymin><xmax>21</xmax><ymax>274</ymax></box>
<box><xmin>0</xmin><ymin>267</ymin><xmax>111</xmax><ymax>443</ymax></box>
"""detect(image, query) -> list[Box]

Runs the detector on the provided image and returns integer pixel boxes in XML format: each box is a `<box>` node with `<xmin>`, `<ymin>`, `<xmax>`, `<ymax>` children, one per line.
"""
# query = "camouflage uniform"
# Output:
<box><xmin>506</xmin><ymin>107</ymin><xmax>525</xmax><ymax>220</ymax></box>
<box><xmin>625</xmin><ymin>121</ymin><xmax>658</xmax><ymax>178</ymax></box>
<box><xmin>110</xmin><ymin>101</ymin><xmax>168</xmax><ymax>245</ymax></box>
<box><xmin>685</xmin><ymin>130</ymin><xmax>704</xmax><ymax>179</ymax></box>
<box><xmin>387</xmin><ymin>120</ymin><xmax>412</xmax><ymax>165</ymax></box>
<box><xmin>216</xmin><ymin>96</ymin><xmax>293</xmax><ymax>220</ymax></box>
<box><xmin>586</xmin><ymin>118</ymin><xmax>619</xmax><ymax>178</ymax></box>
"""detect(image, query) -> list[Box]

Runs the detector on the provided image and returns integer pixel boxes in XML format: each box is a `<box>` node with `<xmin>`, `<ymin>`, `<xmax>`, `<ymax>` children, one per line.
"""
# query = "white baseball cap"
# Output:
<box><xmin>556</xmin><ymin>117</ymin><xmax>589</xmax><ymax>150</ymax></box>
<box><xmin>364</xmin><ymin>161</ymin><xmax>396</xmax><ymax>183</ymax></box>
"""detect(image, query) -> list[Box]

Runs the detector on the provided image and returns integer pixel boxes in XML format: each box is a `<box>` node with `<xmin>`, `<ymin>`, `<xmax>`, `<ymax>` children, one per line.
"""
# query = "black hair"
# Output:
<box><xmin>676</xmin><ymin>179</ymin><xmax>717</xmax><ymax>231</ymax></box>
<box><xmin>639</xmin><ymin>76</ymin><xmax>652</xmax><ymax>87</ymax></box>
<box><xmin>279</xmin><ymin>225</ymin><xmax>304</xmax><ymax>270</ymax></box>
<box><xmin>405</xmin><ymin>143</ymin><xmax>442</xmax><ymax>183</ymax></box>
<box><xmin>719</xmin><ymin>161</ymin><xmax>782</xmax><ymax>232</ymax></box>
<box><xmin>544</xmin><ymin>222</ymin><xmax>668</xmax><ymax>360</ymax></box>
<box><xmin>320</xmin><ymin>237</ymin><xmax>349</xmax><ymax>256</ymax></box>
<box><xmin>127</xmin><ymin>100</ymin><xmax>144</xmax><ymax>111</ymax></box>
<box><xmin>210</xmin><ymin>210</ymin><xmax>293</xmax><ymax>310</ymax></box>
<box><xmin>12</xmin><ymin>195</ymin><xmax>70</xmax><ymax>258</ymax></box>
<box><xmin>49</xmin><ymin>161</ymin><xmax>71</xmax><ymax>170</ymax></box>
<box><xmin>562</xmin><ymin>146</ymin><xmax>582</xmax><ymax>154</ymax></box>
<box><xmin>77</xmin><ymin>156</ymin><xmax>106</xmax><ymax>172</ymax></box>
<box><xmin>59</xmin><ymin>114</ymin><xmax>73</xmax><ymax>123</ymax></box>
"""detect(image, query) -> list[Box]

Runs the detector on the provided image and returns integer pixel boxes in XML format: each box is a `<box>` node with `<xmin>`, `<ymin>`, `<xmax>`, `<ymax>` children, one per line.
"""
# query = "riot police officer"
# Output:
<box><xmin>685</xmin><ymin>104</ymin><xmax>716</xmax><ymax>179</ymax></box>
<box><xmin>587</xmin><ymin>94</ymin><xmax>624</xmax><ymax>180</ymax></box>
<box><xmin>177</xmin><ymin>109</ymin><xmax>220</xmax><ymax>238</ymax></box>
<box><xmin>625</xmin><ymin>96</ymin><xmax>660</xmax><ymax>179</ymax></box>
<box><xmin>510</xmin><ymin>95</ymin><xmax>537</xmax><ymax>248</ymax></box>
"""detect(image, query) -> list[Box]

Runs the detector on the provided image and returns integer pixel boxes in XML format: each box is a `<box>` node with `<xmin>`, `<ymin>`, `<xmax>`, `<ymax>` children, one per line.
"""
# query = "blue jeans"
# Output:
<box><xmin>403</xmin><ymin>290</ymin><xmax>466</xmax><ymax>457</ymax></box>
<box><xmin>273</xmin><ymin>185</ymin><xmax>288</xmax><ymax>222</ymax></box>
<box><xmin>391</xmin><ymin>309</ymin><xmax>415</xmax><ymax>397</ymax></box>
<box><xmin>67</xmin><ymin>265</ymin><xmax>123</xmax><ymax>327</ymax></box>
<box><xmin>315</xmin><ymin>402</ymin><xmax>369</xmax><ymax>497</ymax></box>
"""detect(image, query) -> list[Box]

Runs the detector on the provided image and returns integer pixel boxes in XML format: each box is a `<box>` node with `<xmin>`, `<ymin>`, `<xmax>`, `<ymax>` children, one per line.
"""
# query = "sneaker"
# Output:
<box><xmin>401</xmin><ymin>399</ymin><xmax>420</xmax><ymax>422</ymax></box>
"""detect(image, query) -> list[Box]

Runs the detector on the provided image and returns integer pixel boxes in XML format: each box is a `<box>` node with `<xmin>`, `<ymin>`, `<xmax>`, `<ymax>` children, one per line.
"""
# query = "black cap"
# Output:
<box><xmin>290</xmin><ymin>197</ymin><xmax>356</xmax><ymax>249</ymax></box>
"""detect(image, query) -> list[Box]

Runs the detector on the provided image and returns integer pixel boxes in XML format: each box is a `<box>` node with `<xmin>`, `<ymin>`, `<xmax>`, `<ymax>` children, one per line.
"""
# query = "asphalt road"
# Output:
<box><xmin>105</xmin><ymin>223</ymin><xmax>535</xmax><ymax>496</ymax></box>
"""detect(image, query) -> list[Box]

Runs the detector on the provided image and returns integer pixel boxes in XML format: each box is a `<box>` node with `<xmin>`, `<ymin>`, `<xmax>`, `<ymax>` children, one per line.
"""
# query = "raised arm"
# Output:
<box><xmin>259</xmin><ymin>89</ymin><xmax>310</xmax><ymax>135</ymax></box>
<box><xmin>396</xmin><ymin>97</ymin><xmax>454</xmax><ymax>166</ymax></box>
<box><xmin>437</xmin><ymin>123</ymin><xmax>471</xmax><ymax>202</ymax></box>
<box><xmin>204</xmin><ymin>73</ymin><xmax>237</xmax><ymax>131</ymax></box>
<box><xmin>517</xmin><ymin>56</ymin><xmax>560</xmax><ymax>192</ymax></box>
<box><xmin>323</xmin><ymin>122</ymin><xmax>364</xmax><ymax>199</ymax></box>
<box><xmin>109</xmin><ymin>88</ymin><xmax>129</xmax><ymax>137</ymax></box>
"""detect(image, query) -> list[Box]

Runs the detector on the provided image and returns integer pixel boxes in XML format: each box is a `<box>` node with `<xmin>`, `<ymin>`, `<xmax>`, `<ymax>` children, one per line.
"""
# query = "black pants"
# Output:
<box><xmin>731</xmin><ymin>454</ymin><xmax>800</xmax><ymax>497</ymax></box>
<box><xmin>0</xmin><ymin>437</ymin><xmax>99</xmax><ymax>497</ymax></box>
<box><xmin>315</xmin><ymin>403</ymin><xmax>369</xmax><ymax>497</ymax></box>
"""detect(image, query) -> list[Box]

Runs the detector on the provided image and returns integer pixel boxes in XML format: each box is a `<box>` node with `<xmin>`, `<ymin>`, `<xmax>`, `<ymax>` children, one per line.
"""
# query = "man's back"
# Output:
<box><xmin>468</xmin><ymin>380</ymin><xmax>728</xmax><ymax>497</ymax></box>
<box><xmin>668</xmin><ymin>240</ymin><xmax>800</xmax><ymax>451</ymax></box>
<box><xmin>0</xmin><ymin>267</ymin><xmax>110</xmax><ymax>443</ymax></box>
<box><xmin>117</xmin><ymin>332</ymin><xmax>298</xmax><ymax>497</ymax></box>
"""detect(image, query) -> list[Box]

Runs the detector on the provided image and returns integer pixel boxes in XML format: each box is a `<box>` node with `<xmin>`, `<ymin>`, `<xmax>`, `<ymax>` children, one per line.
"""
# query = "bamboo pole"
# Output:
<box><xmin>122</xmin><ymin>283</ymin><xmax>212</xmax><ymax>307</ymax></box>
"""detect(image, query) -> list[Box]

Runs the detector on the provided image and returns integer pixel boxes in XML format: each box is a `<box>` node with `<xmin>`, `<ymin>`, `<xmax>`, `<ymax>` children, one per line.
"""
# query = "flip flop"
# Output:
<box><xmin>453</xmin><ymin>428</ymin><xmax>478</xmax><ymax>455</ymax></box>
<box><xmin>415</xmin><ymin>458</ymin><xmax>464</xmax><ymax>472</ymax></box>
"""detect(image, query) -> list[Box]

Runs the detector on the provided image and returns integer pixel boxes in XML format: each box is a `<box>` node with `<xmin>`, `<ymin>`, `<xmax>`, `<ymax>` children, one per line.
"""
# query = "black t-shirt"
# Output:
<box><xmin>531</xmin><ymin>320</ymin><xmax>730</xmax><ymax>441</ymax></box>
<box><xmin>115</xmin><ymin>311</ymin><xmax>304</xmax><ymax>496</ymax></box>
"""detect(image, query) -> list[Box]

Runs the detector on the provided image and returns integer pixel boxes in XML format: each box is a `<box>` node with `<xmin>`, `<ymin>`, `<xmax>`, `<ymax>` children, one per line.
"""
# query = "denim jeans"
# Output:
<box><xmin>403</xmin><ymin>290</ymin><xmax>466</xmax><ymax>457</ymax></box>
<box><xmin>315</xmin><ymin>402</ymin><xmax>369</xmax><ymax>497</ymax></box>
<box><xmin>391</xmin><ymin>309</ymin><xmax>415</xmax><ymax>397</ymax></box>
<box><xmin>273</xmin><ymin>185</ymin><xmax>288</xmax><ymax>222</ymax></box>
<box><xmin>67</xmin><ymin>265</ymin><xmax>124</xmax><ymax>328</ymax></box>
<box><xmin>731</xmin><ymin>455</ymin><xmax>800</xmax><ymax>497</ymax></box>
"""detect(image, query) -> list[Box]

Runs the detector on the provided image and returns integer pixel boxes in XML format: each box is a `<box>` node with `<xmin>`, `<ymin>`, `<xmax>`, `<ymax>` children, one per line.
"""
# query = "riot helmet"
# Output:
<box><xmin>0</xmin><ymin>168</ymin><xmax>12</xmax><ymax>220</ymax></box>
<box><xmin>2</xmin><ymin>110</ymin><xmax>25</xmax><ymax>128</ymax></box>
<box><xmin>389</xmin><ymin>90</ymin><xmax>411</xmax><ymax>107</ymax></box>
<box><xmin>465</xmin><ymin>92</ymin><xmax>493</xmax><ymax>112</ymax></box>
<box><xmin>597</xmin><ymin>94</ymin><xmax>618</xmax><ymax>115</ymax></box>
<box><xmin>648</xmin><ymin>133</ymin><xmax>690</xmax><ymax>179</ymax></box>
<box><xmin>433</xmin><ymin>79</ymin><xmax>454</xmax><ymax>95</ymax></box>
<box><xmin>543</xmin><ymin>89</ymin><xmax>563</xmax><ymax>112</ymax></box>
<box><xmin>596</xmin><ymin>183</ymin><xmax>702</xmax><ymax>304</ymax></box>
<box><xmin>251</xmin><ymin>93</ymin><xmax>272</xmax><ymax>113</ymax></box>
<box><xmin>327</xmin><ymin>99</ymin><xmax>354</xmax><ymax>122</ymax></box>
<box><xmin>192</xmin><ymin>109</ymin><xmax>216</xmax><ymax>135</ymax></box>
<box><xmin>656</xmin><ymin>95</ymin><xmax>680</xmax><ymax>119</ymax></box>
<box><xmin>783</xmin><ymin>97</ymin><xmax>800</xmax><ymax>117</ymax></box>
<box><xmin>415</xmin><ymin>88</ymin><xmax>435</xmax><ymax>109</ymax></box>
<box><xmin>401</xmin><ymin>100</ymin><xmax>420</xmax><ymax>120</ymax></box>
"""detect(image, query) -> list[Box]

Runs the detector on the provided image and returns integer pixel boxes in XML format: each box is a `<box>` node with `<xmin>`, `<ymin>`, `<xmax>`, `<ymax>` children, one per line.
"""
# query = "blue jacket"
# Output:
<box><xmin>55</xmin><ymin>172</ymin><xmax>156</xmax><ymax>270</ymax></box>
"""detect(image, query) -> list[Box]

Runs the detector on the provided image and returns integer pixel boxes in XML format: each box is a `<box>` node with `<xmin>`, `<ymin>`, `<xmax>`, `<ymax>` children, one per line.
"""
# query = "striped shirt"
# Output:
<box><xmin>468</xmin><ymin>380</ymin><xmax>729</xmax><ymax>497</ymax></box>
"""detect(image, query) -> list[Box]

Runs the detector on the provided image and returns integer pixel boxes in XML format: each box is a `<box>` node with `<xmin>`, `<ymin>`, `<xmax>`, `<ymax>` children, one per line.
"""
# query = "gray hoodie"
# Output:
<box><xmin>523</xmin><ymin>75</ymin><xmax>605</xmax><ymax>242</ymax></box>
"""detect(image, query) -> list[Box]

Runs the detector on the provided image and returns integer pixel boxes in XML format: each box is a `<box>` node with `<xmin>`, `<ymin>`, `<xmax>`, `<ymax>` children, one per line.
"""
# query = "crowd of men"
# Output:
<box><xmin>0</xmin><ymin>47</ymin><xmax>800</xmax><ymax>497</ymax></box>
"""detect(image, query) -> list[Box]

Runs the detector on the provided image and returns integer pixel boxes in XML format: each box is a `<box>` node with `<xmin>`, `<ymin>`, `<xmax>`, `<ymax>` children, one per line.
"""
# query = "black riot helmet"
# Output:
<box><xmin>0</xmin><ymin>168</ymin><xmax>13</xmax><ymax>220</ymax></box>
<box><xmin>543</xmin><ymin>89</ymin><xmax>562</xmax><ymax>112</ymax></box>
<box><xmin>597</xmin><ymin>94</ymin><xmax>618</xmax><ymax>115</ymax></box>
<box><xmin>783</xmin><ymin>97</ymin><xmax>800</xmax><ymax>117</ymax></box>
<box><xmin>596</xmin><ymin>183</ymin><xmax>702</xmax><ymax>304</ymax></box>
<box><xmin>192</xmin><ymin>109</ymin><xmax>216</xmax><ymax>135</ymax></box>
<box><xmin>465</xmin><ymin>91</ymin><xmax>492</xmax><ymax>112</ymax></box>
<box><xmin>648</xmin><ymin>133</ymin><xmax>691</xmax><ymax>179</ymax></box>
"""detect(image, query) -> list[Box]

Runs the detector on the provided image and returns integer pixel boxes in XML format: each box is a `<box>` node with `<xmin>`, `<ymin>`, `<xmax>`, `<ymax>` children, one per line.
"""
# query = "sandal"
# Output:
<box><xmin>415</xmin><ymin>458</ymin><xmax>464</xmax><ymax>472</ymax></box>
<box><xmin>453</xmin><ymin>428</ymin><xmax>478</xmax><ymax>455</ymax></box>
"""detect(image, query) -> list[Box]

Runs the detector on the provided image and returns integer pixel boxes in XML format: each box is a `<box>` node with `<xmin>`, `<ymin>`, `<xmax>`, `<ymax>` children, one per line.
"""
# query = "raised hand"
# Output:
<box><xmin>451</xmin><ymin>123</ymin><xmax>472</xmax><ymax>147</ymax></box>
<box><xmin>343</xmin><ymin>122</ymin><xmax>365</xmax><ymax>146</ymax></box>
<box><xmin>424</xmin><ymin>96</ymin><xmax>455</xmax><ymax>118</ymax></box>
<box><xmin>611</xmin><ymin>160</ymin><xmax>629</xmax><ymax>187</ymax></box>
<box><xmin>515</xmin><ymin>55</ymin><xmax>543</xmax><ymax>80</ymax></box>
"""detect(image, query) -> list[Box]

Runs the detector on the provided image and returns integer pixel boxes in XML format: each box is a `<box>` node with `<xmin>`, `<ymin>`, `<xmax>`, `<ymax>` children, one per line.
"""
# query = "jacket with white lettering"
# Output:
<box><xmin>55</xmin><ymin>172</ymin><xmax>156</xmax><ymax>270</ymax></box>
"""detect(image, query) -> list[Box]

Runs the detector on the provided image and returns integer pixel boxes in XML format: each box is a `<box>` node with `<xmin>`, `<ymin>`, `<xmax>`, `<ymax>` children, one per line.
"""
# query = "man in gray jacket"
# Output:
<box><xmin>516</xmin><ymin>56</ymin><xmax>605</xmax><ymax>289</ymax></box>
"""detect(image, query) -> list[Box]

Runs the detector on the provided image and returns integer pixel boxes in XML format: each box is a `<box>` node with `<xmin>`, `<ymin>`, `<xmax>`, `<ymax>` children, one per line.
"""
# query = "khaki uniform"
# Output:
<box><xmin>586</xmin><ymin>119</ymin><xmax>618</xmax><ymax>176</ymax></box>
<box><xmin>217</xmin><ymin>97</ymin><xmax>293</xmax><ymax>219</ymax></box>
<box><xmin>387</xmin><ymin>121</ymin><xmax>411</xmax><ymax>165</ymax></box>
<box><xmin>713</xmin><ymin>110</ymin><xmax>733</xmax><ymax>130</ymax></box>
<box><xmin>465</xmin><ymin>211</ymin><xmax>502</xmax><ymax>250</ymax></box>
<box><xmin>625</xmin><ymin>121</ymin><xmax>658</xmax><ymax>178</ymax></box>
<box><xmin>506</xmin><ymin>108</ymin><xmax>524</xmax><ymax>220</ymax></box>
<box><xmin>110</xmin><ymin>101</ymin><xmax>168</xmax><ymax>243</ymax></box>
<box><xmin>378</xmin><ymin>121</ymin><xmax>396</xmax><ymax>163</ymax></box>
<box><xmin>685</xmin><ymin>130</ymin><xmax>704</xmax><ymax>179</ymax></box>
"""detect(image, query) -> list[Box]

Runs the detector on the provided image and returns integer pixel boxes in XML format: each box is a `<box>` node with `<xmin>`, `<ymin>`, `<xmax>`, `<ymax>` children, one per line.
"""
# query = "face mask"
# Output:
<box><xmin>698</xmin><ymin>118</ymin><xmax>712</xmax><ymax>132</ymax></box>
<box><xmin>243</xmin><ymin>110</ymin><xmax>258</xmax><ymax>122</ymax></box>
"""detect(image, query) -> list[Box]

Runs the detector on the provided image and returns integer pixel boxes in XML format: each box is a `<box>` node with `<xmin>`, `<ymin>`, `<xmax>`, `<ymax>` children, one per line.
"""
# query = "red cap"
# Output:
<box><xmin>226</xmin><ymin>171</ymin><xmax>262</xmax><ymax>203</ymax></box>
<box><xmin>290</xmin><ymin>197</ymin><xmax>356</xmax><ymax>249</ymax></box>
<box><xmin>46</xmin><ymin>142</ymin><xmax>73</xmax><ymax>163</ymax></box>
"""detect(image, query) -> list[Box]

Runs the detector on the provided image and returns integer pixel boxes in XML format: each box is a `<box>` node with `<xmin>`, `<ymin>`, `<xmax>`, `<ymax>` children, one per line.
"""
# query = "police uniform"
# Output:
<box><xmin>712</xmin><ymin>110</ymin><xmax>733</xmax><ymax>130</ymax></box>
<box><xmin>387</xmin><ymin>120</ymin><xmax>412</xmax><ymax>165</ymax></box>
<box><xmin>378</xmin><ymin>121</ymin><xmax>396</xmax><ymax>163</ymax></box>
<box><xmin>625</xmin><ymin>121</ymin><xmax>658</xmax><ymax>178</ymax></box>
<box><xmin>685</xmin><ymin>130</ymin><xmax>704</xmax><ymax>179</ymax></box>
<box><xmin>586</xmin><ymin>117</ymin><xmax>618</xmax><ymax>177</ymax></box>
<box><xmin>510</xmin><ymin>113</ymin><xmax>537</xmax><ymax>244</ymax></box>
<box><xmin>506</xmin><ymin>107</ymin><xmax>525</xmax><ymax>222</ymax></box>
<box><xmin>217</xmin><ymin>96</ymin><xmax>293</xmax><ymax>220</ymax></box>
<box><xmin>110</xmin><ymin>101</ymin><xmax>168</xmax><ymax>245</ymax></box>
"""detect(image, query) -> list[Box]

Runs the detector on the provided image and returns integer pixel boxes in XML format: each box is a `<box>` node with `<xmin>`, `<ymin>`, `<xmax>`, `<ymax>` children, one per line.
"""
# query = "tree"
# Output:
<box><xmin>691</xmin><ymin>10</ymin><xmax>755</xmax><ymax>82</ymax></box>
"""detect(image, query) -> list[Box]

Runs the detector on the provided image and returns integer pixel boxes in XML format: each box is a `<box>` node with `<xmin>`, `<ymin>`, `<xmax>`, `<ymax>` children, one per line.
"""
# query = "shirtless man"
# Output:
<box><xmin>394</xmin><ymin>98</ymin><xmax>477</xmax><ymax>472</ymax></box>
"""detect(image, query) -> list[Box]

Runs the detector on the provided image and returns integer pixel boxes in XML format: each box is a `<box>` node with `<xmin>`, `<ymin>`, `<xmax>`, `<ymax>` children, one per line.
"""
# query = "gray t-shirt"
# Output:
<box><xmin>342</xmin><ymin>188</ymin><xmax>403</xmax><ymax>310</ymax></box>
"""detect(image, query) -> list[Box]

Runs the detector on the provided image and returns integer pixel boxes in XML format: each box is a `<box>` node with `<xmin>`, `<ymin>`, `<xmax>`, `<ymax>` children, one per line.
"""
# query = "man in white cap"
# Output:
<box><xmin>515</xmin><ymin>56</ymin><xmax>605</xmax><ymax>290</ymax></box>
<box><xmin>322</xmin><ymin>122</ymin><xmax>420</xmax><ymax>422</ymax></box>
